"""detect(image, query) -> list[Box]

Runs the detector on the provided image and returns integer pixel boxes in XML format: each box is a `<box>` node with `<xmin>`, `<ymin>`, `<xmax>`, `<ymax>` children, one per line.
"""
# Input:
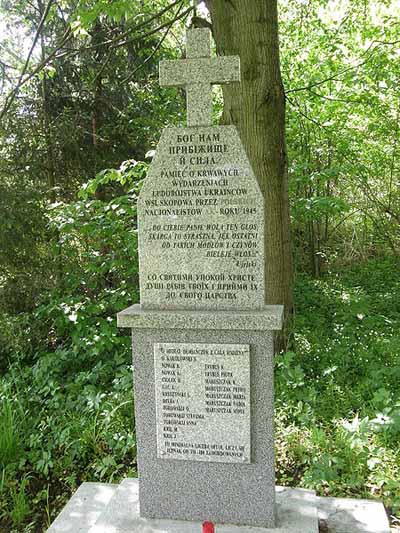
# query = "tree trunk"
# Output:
<box><xmin>204</xmin><ymin>0</ymin><xmax>294</xmax><ymax>345</ymax></box>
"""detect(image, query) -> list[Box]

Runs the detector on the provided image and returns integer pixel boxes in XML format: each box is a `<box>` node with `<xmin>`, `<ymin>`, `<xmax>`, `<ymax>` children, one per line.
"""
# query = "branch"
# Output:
<box><xmin>61</xmin><ymin>4</ymin><xmax>193</xmax><ymax>56</ymax></box>
<box><xmin>91</xmin><ymin>47</ymin><xmax>114</xmax><ymax>86</ymax></box>
<box><xmin>112</xmin><ymin>6</ymin><xmax>193</xmax><ymax>50</ymax></box>
<box><xmin>120</xmin><ymin>0</ymin><xmax>187</xmax><ymax>85</ymax></box>
<box><xmin>286</xmin><ymin>95</ymin><xmax>326</xmax><ymax>128</ymax></box>
<box><xmin>0</xmin><ymin>28</ymin><xmax>72</xmax><ymax>122</ymax></box>
<box><xmin>0</xmin><ymin>0</ymin><xmax>55</xmax><ymax>121</ymax></box>
<box><xmin>85</xmin><ymin>0</ymin><xmax>186</xmax><ymax>51</ymax></box>
<box><xmin>0</xmin><ymin>59</ymin><xmax>17</xmax><ymax>70</ymax></box>
<box><xmin>307</xmin><ymin>88</ymin><xmax>361</xmax><ymax>104</ymax></box>
<box><xmin>330</xmin><ymin>208</ymin><xmax>363</xmax><ymax>234</ymax></box>
<box><xmin>0</xmin><ymin>1</ymin><xmax>193</xmax><ymax>120</ymax></box>
<box><xmin>286</xmin><ymin>39</ymin><xmax>400</xmax><ymax>94</ymax></box>
<box><xmin>25</xmin><ymin>0</ymin><xmax>41</xmax><ymax>14</ymax></box>
<box><xmin>90</xmin><ymin>1</ymin><xmax>190</xmax><ymax>87</ymax></box>
<box><xmin>16</xmin><ymin>1</ymin><xmax>54</xmax><ymax>85</ymax></box>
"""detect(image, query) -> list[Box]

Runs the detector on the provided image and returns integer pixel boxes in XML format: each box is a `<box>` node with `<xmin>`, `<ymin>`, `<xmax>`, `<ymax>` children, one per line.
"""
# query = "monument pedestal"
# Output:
<box><xmin>117</xmin><ymin>304</ymin><xmax>283</xmax><ymax>528</ymax></box>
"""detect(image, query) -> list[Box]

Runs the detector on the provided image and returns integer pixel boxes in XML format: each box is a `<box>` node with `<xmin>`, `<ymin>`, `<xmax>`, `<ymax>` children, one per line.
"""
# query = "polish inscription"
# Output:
<box><xmin>138</xmin><ymin>125</ymin><xmax>265</xmax><ymax>310</ymax></box>
<box><xmin>154</xmin><ymin>343</ymin><xmax>251</xmax><ymax>463</ymax></box>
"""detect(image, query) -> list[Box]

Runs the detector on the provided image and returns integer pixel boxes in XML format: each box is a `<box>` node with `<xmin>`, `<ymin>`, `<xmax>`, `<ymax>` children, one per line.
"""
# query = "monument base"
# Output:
<box><xmin>48</xmin><ymin>479</ymin><xmax>320</xmax><ymax>532</ymax></box>
<box><xmin>47</xmin><ymin>479</ymin><xmax>392</xmax><ymax>533</ymax></box>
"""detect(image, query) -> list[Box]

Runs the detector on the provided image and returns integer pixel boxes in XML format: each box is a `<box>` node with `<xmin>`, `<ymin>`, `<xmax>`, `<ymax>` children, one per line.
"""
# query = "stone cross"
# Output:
<box><xmin>159</xmin><ymin>28</ymin><xmax>240</xmax><ymax>127</ymax></box>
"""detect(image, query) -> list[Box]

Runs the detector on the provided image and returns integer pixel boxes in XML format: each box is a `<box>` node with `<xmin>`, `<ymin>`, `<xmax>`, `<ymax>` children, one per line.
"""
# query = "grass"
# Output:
<box><xmin>9</xmin><ymin>478</ymin><xmax>30</xmax><ymax>527</ymax></box>
<box><xmin>0</xmin><ymin>401</ymin><xmax>21</xmax><ymax>468</ymax></box>
<box><xmin>275</xmin><ymin>256</ymin><xmax>400</xmax><ymax>523</ymax></box>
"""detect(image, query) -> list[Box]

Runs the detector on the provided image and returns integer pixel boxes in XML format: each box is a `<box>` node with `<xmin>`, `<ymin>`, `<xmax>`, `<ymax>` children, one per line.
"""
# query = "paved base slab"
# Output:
<box><xmin>317</xmin><ymin>495</ymin><xmax>390</xmax><ymax>533</ymax></box>
<box><xmin>47</xmin><ymin>482</ymin><xmax>117</xmax><ymax>532</ymax></box>
<box><xmin>88</xmin><ymin>479</ymin><xmax>318</xmax><ymax>533</ymax></box>
<box><xmin>47</xmin><ymin>479</ymin><xmax>392</xmax><ymax>533</ymax></box>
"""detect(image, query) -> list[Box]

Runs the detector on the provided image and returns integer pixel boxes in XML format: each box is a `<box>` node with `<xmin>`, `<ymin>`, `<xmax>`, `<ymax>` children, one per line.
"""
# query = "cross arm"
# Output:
<box><xmin>159</xmin><ymin>56</ymin><xmax>240</xmax><ymax>88</ymax></box>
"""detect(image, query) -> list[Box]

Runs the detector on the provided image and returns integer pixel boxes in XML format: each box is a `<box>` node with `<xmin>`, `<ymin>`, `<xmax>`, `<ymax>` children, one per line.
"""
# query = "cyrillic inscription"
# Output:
<box><xmin>138</xmin><ymin>126</ymin><xmax>265</xmax><ymax>310</ymax></box>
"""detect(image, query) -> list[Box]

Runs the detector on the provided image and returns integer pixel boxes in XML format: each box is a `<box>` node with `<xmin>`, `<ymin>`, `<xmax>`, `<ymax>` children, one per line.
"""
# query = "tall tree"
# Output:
<box><xmin>204</xmin><ymin>0</ymin><xmax>293</xmax><ymax>335</ymax></box>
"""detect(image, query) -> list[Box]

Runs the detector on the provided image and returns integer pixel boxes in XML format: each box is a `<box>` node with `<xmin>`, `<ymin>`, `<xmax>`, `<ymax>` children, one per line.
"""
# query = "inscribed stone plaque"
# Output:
<box><xmin>138</xmin><ymin>125</ymin><xmax>265</xmax><ymax>310</ymax></box>
<box><xmin>154</xmin><ymin>342</ymin><xmax>251</xmax><ymax>463</ymax></box>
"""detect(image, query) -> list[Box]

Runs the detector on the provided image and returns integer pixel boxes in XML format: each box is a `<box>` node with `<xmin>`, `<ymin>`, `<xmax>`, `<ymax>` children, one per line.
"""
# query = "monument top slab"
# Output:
<box><xmin>137</xmin><ymin>125</ymin><xmax>266</xmax><ymax>311</ymax></box>
<box><xmin>159</xmin><ymin>28</ymin><xmax>240</xmax><ymax>127</ymax></box>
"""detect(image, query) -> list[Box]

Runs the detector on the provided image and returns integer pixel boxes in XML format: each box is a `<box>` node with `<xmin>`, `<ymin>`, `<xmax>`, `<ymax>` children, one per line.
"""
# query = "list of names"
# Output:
<box><xmin>154</xmin><ymin>343</ymin><xmax>251</xmax><ymax>463</ymax></box>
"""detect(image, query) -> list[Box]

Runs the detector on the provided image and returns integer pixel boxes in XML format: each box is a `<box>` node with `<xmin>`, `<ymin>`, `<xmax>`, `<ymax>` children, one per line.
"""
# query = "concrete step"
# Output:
<box><xmin>47</xmin><ymin>479</ymin><xmax>391</xmax><ymax>533</ymax></box>
<box><xmin>317</xmin><ymin>495</ymin><xmax>391</xmax><ymax>533</ymax></box>
<box><xmin>47</xmin><ymin>482</ymin><xmax>117</xmax><ymax>532</ymax></box>
<box><xmin>88</xmin><ymin>479</ymin><xmax>318</xmax><ymax>533</ymax></box>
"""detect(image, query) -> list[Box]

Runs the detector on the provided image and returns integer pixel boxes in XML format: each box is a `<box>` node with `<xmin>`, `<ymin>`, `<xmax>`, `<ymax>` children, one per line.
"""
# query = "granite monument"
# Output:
<box><xmin>117</xmin><ymin>27</ymin><xmax>283</xmax><ymax>528</ymax></box>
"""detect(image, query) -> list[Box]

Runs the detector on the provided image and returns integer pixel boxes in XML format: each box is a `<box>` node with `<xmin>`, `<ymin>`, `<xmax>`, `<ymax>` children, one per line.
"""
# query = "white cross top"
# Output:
<box><xmin>159</xmin><ymin>28</ymin><xmax>240</xmax><ymax>127</ymax></box>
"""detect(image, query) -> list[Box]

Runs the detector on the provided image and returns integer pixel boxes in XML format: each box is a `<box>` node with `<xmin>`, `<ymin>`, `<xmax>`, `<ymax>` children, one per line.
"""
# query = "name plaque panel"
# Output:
<box><xmin>154</xmin><ymin>342</ymin><xmax>251</xmax><ymax>464</ymax></box>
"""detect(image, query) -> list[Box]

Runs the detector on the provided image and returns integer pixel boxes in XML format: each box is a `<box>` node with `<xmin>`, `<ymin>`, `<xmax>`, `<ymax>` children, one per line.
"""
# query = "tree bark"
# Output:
<box><xmin>205</xmin><ymin>0</ymin><xmax>294</xmax><ymax>343</ymax></box>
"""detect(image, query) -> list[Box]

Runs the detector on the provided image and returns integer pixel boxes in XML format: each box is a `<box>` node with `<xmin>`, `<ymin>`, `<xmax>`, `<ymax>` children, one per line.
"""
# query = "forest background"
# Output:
<box><xmin>0</xmin><ymin>0</ymin><xmax>399</xmax><ymax>531</ymax></box>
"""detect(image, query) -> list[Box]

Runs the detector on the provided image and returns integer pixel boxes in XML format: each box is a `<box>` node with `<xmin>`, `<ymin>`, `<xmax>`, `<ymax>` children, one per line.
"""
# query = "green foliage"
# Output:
<box><xmin>0</xmin><ymin>182</ymin><xmax>50</xmax><ymax>314</ymax></box>
<box><xmin>9</xmin><ymin>477</ymin><xmax>30</xmax><ymax>528</ymax></box>
<box><xmin>276</xmin><ymin>257</ymin><xmax>400</xmax><ymax>517</ymax></box>
<box><xmin>0</xmin><ymin>163</ymin><xmax>141</xmax><ymax>530</ymax></box>
<box><xmin>0</xmin><ymin>400</ymin><xmax>22</xmax><ymax>468</ymax></box>
<box><xmin>2</xmin><ymin>248</ymin><xmax>399</xmax><ymax>529</ymax></box>
<box><xmin>281</xmin><ymin>0</ymin><xmax>400</xmax><ymax>272</ymax></box>
<box><xmin>0</xmin><ymin>352</ymin><xmax>136</xmax><ymax>530</ymax></box>
<box><xmin>72</xmin><ymin>0</ymin><xmax>171</xmax><ymax>28</ymax></box>
<box><xmin>79</xmin><ymin>160</ymin><xmax>148</xmax><ymax>199</ymax></box>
